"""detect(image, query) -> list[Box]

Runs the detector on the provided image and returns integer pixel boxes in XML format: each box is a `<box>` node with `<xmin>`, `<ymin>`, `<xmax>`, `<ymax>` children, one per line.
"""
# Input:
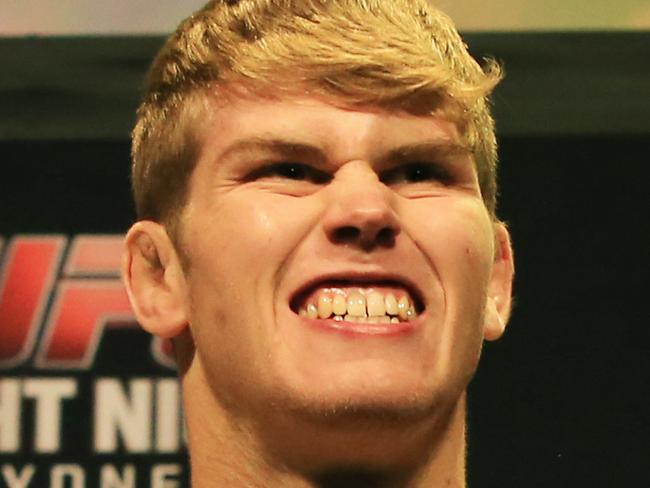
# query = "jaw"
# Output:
<box><xmin>252</xmin><ymin>384</ymin><xmax>470</xmax><ymax>479</ymax></box>
<box><xmin>181</xmin><ymin>272</ymin><xmax>481</xmax><ymax>477</ymax></box>
<box><xmin>181</xmin><ymin>327</ymin><xmax>470</xmax><ymax>488</ymax></box>
<box><xmin>178</xmin><ymin>287</ymin><xmax>481</xmax><ymax>488</ymax></box>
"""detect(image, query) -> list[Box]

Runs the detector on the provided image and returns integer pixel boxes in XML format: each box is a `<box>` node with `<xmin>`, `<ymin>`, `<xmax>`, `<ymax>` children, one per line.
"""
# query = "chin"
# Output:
<box><xmin>252</xmin><ymin>380</ymin><xmax>464</xmax><ymax>472</ymax></box>
<box><xmin>297</xmin><ymin>395</ymin><xmax>442</xmax><ymax>427</ymax></box>
<box><xmin>272</xmin><ymin>371</ymin><xmax>459</xmax><ymax>429</ymax></box>
<box><xmin>275</xmin><ymin>350</ymin><xmax>466</xmax><ymax>411</ymax></box>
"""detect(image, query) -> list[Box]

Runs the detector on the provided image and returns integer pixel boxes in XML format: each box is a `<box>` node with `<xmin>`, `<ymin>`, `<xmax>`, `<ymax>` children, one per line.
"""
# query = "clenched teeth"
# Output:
<box><xmin>298</xmin><ymin>289</ymin><xmax>418</xmax><ymax>323</ymax></box>
<box><xmin>332</xmin><ymin>294</ymin><xmax>346</xmax><ymax>315</ymax></box>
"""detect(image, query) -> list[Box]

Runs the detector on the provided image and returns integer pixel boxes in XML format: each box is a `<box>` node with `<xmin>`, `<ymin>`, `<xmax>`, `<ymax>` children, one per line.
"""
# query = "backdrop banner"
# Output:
<box><xmin>0</xmin><ymin>234</ymin><xmax>187</xmax><ymax>487</ymax></box>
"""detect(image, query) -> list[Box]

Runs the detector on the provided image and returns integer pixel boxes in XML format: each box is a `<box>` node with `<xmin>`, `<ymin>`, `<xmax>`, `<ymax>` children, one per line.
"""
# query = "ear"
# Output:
<box><xmin>122</xmin><ymin>221</ymin><xmax>188</xmax><ymax>338</ymax></box>
<box><xmin>483</xmin><ymin>222</ymin><xmax>515</xmax><ymax>341</ymax></box>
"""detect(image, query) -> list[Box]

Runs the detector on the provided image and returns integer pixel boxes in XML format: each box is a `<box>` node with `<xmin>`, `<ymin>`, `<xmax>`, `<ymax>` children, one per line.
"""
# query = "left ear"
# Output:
<box><xmin>483</xmin><ymin>222</ymin><xmax>515</xmax><ymax>341</ymax></box>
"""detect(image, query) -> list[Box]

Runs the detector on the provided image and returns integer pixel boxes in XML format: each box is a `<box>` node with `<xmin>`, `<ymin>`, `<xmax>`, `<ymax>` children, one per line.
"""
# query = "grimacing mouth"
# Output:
<box><xmin>289</xmin><ymin>278</ymin><xmax>425</xmax><ymax>324</ymax></box>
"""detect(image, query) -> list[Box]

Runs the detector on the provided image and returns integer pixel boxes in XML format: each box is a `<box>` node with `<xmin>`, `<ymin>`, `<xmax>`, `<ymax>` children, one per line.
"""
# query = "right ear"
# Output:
<box><xmin>122</xmin><ymin>221</ymin><xmax>188</xmax><ymax>338</ymax></box>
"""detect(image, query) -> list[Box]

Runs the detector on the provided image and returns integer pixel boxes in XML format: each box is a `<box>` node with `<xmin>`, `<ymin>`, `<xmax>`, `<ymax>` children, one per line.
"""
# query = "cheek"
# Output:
<box><xmin>183</xmin><ymin>192</ymin><xmax>321</xmax><ymax>319</ymax></box>
<box><xmin>407</xmin><ymin>198</ymin><xmax>494</xmax><ymax>284</ymax></box>
<box><xmin>187</xmin><ymin>193</ymin><xmax>298</xmax><ymax>272</ymax></box>
<box><xmin>405</xmin><ymin>198</ymin><xmax>494</xmax><ymax>337</ymax></box>
<box><xmin>180</xmin><ymin>193</ymin><xmax>324</xmax><ymax>403</ymax></box>
<box><xmin>398</xmin><ymin>199</ymin><xmax>495</xmax><ymax>397</ymax></box>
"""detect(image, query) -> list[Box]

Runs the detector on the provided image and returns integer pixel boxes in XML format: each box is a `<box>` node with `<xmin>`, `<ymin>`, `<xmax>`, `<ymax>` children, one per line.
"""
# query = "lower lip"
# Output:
<box><xmin>299</xmin><ymin>314</ymin><xmax>422</xmax><ymax>337</ymax></box>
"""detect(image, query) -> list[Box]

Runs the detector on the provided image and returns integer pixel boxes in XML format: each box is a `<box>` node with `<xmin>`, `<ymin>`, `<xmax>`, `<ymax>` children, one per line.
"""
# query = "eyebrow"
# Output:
<box><xmin>217</xmin><ymin>137</ymin><xmax>472</xmax><ymax>166</ymax></box>
<box><xmin>383</xmin><ymin>142</ymin><xmax>473</xmax><ymax>165</ymax></box>
<box><xmin>217</xmin><ymin>137</ymin><xmax>327</xmax><ymax>165</ymax></box>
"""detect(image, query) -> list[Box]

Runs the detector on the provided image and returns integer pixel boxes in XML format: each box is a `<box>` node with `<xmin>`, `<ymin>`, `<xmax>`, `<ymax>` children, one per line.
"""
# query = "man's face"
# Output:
<box><xmin>177</xmin><ymin>93</ymin><xmax>504</xmax><ymax>420</ymax></box>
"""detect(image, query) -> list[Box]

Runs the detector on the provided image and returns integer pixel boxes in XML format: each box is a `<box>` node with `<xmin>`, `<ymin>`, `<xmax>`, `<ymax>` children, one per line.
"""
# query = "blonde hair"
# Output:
<box><xmin>132</xmin><ymin>0</ymin><xmax>502</xmax><ymax>230</ymax></box>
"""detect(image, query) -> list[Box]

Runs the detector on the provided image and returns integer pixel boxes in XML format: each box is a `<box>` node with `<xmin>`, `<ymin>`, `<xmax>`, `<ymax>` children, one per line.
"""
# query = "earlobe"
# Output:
<box><xmin>122</xmin><ymin>221</ymin><xmax>189</xmax><ymax>338</ymax></box>
<box><xmin>483</xmin><ymin>223</ymin><xmax>514</xmax><ymax>341</ymax></box>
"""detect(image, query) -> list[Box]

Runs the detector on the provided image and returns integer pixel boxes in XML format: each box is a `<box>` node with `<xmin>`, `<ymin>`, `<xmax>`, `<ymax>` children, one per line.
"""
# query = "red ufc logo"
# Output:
<box><xmin>0</xmin><ymin>235</ymin><xmax>174</xmax><ymax>370</ymax></box>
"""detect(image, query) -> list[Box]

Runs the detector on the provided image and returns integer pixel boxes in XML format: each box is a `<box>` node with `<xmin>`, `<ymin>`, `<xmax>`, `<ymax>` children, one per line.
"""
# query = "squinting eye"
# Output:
<box><xmin>381</xmin><ymin>162</ymin><xmax>449</xmax><ymax>184</ymax></box>
<box><xmin>271</xmin><ymin>163</ymin><xmax>308</xmax><ymax>180</ymax></box>
<box><xmin>249</xmin><ymin>162</ymin><xmax>330</xmax><ymax>183</ymax></box>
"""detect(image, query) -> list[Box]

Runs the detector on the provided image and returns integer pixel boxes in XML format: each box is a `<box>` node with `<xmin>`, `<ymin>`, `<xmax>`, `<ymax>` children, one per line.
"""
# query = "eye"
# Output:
<box><xmin>380</xmin><ymin>162</ymin><xmax>450</xmax><ymax>185</ymax></box>
<box><xmin>248</xmin><ymin>162</ymin><xmax>330</xmax><ymax>183</ymax></box>
<box><xmin>267</xmin><ymin>163</ymin><xmax>308</xmax><ymax>180</ymax></box>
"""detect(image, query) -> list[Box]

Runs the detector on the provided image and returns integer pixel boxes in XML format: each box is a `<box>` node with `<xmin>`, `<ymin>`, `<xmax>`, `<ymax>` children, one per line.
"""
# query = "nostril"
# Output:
<box><xmin>330</xmin><ymin>225</ymin><xmax>396</xmax><ymax>248</ymax></box>
<box><xmin>332</xmin><ymin>226</ymin><xmax>361</xmax><ymax>244</ymax></box>
<box><xmin>376</xmin><ymin>227</ymin><xmax>396</xmax><ymax>247</ymax></box>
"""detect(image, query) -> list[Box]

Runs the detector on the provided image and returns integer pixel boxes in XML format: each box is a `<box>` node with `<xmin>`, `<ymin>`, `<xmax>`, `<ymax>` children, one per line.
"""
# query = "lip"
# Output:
<box><xmin>299</xmin><ymin>313</ymin><xmax>424</xmax><ymax>337</ymax></box>
<box><xmin>288</xmin><ymin>269</ymin><xmax>426</xmax><ymax>318</ymax></box>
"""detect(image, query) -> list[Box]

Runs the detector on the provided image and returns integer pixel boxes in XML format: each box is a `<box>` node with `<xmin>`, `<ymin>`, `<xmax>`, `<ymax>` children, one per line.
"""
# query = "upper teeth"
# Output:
<box><xmin>298</xmin><ymin>288</ymin><xmax>417</xmax><ymax>323</ymax></box>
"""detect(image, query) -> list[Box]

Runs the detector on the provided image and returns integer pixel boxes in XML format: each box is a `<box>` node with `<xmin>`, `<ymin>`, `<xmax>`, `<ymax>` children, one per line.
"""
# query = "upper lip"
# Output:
<box><xmin>288</xmin><ymin>268</ymin><xmax>426</xmax><ymax>313</ymax></box>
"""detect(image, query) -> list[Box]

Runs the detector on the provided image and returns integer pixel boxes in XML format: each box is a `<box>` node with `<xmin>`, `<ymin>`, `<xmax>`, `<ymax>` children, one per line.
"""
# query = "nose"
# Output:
<box><xmin>322</xmin><ymin>163</ymin><xmax>401</xmax><ymax>251</ymax></box>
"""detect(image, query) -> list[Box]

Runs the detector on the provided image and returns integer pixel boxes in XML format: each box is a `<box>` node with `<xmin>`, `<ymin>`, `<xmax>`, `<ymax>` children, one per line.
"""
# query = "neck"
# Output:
<box><xmin>181</xmin><ymin>358</ymin><xmax>467</xmax><ymax>488</ymax></box>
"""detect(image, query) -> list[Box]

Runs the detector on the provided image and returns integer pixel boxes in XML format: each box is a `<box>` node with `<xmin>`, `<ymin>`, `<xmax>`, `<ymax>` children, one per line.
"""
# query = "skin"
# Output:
<box><xmin>123</xmin><ymin>94</ymin><xmax>514</xmax><ymax>487</ymax></box>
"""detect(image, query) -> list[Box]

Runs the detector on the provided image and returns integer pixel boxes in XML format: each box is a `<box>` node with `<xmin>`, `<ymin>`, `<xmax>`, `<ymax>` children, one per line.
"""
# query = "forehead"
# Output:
<box><xmin>193</xmin><ymin>92</ymin><xmax>466</xmax><ymax>163</ymax></box>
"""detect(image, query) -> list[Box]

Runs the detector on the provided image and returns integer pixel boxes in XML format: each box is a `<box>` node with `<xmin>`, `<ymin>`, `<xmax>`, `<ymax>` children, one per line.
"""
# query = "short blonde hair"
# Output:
<box><xmin>132</xmin><ymin>0</ymin><xmax>502</xmax><ymax>230</ymax></box>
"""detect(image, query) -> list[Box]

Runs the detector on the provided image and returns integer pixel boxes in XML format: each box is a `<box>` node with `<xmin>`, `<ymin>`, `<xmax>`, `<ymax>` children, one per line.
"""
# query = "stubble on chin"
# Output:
<box><xmin>277</xmin><ymin>392</ymin><xmax>447</xmax><ymax>428</ymax></box>
<box><xmin>249</xmin><ymin>388</ymin><xmax>467</xmax><ymax>477</ymax></box>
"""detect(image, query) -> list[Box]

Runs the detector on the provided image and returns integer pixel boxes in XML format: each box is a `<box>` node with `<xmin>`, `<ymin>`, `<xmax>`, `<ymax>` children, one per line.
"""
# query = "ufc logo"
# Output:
<box><xmin>0</xmin><ymin>235</ymin><xmax>174</xmax><ymax>370</ymax></box>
